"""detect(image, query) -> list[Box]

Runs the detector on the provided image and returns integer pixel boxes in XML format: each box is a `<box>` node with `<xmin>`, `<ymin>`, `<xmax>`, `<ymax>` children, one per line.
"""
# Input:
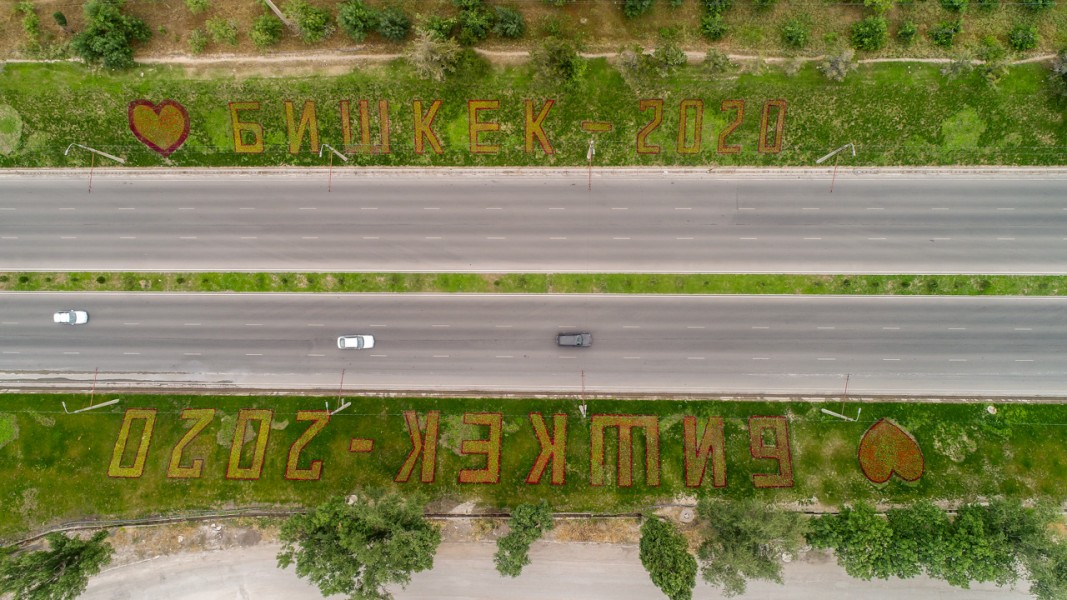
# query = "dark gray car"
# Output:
<box><xmin>557</xmin><ymin>333</ymin><xmax>592</xmax><ymax>347</ymax></box>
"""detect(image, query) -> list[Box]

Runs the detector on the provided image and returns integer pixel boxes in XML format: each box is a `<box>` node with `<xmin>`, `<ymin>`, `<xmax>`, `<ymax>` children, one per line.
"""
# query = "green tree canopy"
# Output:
<box><xmin>0</xmin><ymin>531</ymin><xmax>114</xmax><ymax>600</ymax></box>
<box><xmin>639</xmin><ymin>516</ymin><xmax>697</xmax><ymax>600</ymax></box>
<box><xmin>70</xmin><ymin>0</ymin><xmax>151</xmax><ymax>69</ymax></box>
<box><xmin>697</xmin><ymin>498</ymin><xmax>808</xmax><ymax>597</ymax></box>
<box><xmin>494</xmin><ymin>500</ymin><xmax>554</xmax><ymax>577</ymax></box>
<box><xmin>277</xmin><ymin>492</ymin><xmax>441</xmax><ymax>600</ymax></box>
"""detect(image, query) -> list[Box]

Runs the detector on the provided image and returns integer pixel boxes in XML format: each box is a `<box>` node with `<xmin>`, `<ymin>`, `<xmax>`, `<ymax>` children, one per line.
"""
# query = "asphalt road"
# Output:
<box><xmin>3</xmin><ymin>293</ymin><xmax>1065</xmax><ymax>396</ymax></box>
<box><xmin>81</xmin><ymin>542</ymin><xmax>1029</xmax><ymax>600</ymax></box>
<box><xmin>2</xmin><ymin>172</ymin><xmax>1066</xmax><ymax>273</ymax></box>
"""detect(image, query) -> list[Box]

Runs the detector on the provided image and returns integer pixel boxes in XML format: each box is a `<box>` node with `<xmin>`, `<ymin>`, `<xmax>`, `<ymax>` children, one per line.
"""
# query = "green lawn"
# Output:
<box><xmin>0</xmin><ymin>58</ymin><xmax>1064</xmax><ymax>168</ymax></box>
<box><xmin>1</xmin><ymin>393</ymin><xmax>1064</xmax><ymax>541</ymax></box>
<box><xmin>3</xmin><ymin>271</ymin><xmax>1066</xmax><ymax>296</ymax></box>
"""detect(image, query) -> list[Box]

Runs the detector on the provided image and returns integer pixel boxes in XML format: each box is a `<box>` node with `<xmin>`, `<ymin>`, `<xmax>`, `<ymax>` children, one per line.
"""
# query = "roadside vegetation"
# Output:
<box><xmin>1</xmin><ymin>394</ymin><xmax>1064</xmax><ymax>541</ymax></box>
<box><xmin>3</xmin><ymin>271</ymin><xmax>1067</xmax><ymax>296</ymax></box>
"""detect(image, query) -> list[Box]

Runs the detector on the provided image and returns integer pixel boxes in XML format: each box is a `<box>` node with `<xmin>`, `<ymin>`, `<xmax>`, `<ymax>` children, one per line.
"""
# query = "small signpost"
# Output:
<box><xmin>64</xmin><ymin>143</ymin><xmax>126</xmax><ymax>193</ymax></box>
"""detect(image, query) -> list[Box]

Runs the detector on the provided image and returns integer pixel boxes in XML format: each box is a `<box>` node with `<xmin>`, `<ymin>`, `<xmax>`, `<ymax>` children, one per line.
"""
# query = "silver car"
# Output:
<box><xmin>53</xmin><ymin>310</ymin><xmax>89</xmax><ymax>325</ymax></box>
<box><xmin>337</xmin><ymin>335</ymin><xmax>375</xmax><ymax>350</ymax></box>
<box><xmin>557</xmin><ymin>332</ymin><xmax>592</xmax><ymax>347</ymax></box>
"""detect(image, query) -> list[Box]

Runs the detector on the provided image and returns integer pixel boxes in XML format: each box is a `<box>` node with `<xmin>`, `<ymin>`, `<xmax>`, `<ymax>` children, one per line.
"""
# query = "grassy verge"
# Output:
<box><xmin>0</xmin><ymin>393</ymin><xmax>1064</xmax><ymax>541</ymax></box>
<box><xmin>2</xmin><ymin>271</ymin><xmax>1066</xmax><ymax>295</ymax></box>
<box><xmin>1</xmin><ymin>58</ymin><xmax>1065</xmax><ymax>168</ymax></box>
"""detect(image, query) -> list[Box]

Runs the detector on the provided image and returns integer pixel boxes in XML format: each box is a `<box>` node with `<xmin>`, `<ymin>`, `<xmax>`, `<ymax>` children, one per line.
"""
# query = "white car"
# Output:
<box><xmin>337</xmin><ymin>335</ymin><xmax>375</xmax><ymax>350</ymax></box>
<box><xmin>54</xmin><ymin>310</ymin><xmax>89</xmax><ymax>325</ymax></box>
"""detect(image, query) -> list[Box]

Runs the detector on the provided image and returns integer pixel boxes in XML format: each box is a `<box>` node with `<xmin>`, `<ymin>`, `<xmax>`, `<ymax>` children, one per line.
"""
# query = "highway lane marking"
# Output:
<box><xmin>423</xmin><ymin>207</ymin><xmax>440</xmax><ymax>210</ymax></box>
<box><xmin>997</xmin><ymin>238</ymin><xmax>1015</xmax><ymax>241</ymax></box>
<box><xmin>307</xmin><ymin>354</ymin><xmax>324</xmax><ymax>357</ymax></box>
<box><xmin>752</xmin><ymin>357</ymin><xmax>769</xmax><ymax>360</ymax></box>
<box><xmin>425</xmin><ymin>236</ymin><xmax>441</xmax><ymax>240</ymax></box>
<box><xmin>948</xmin><ymin>327</ymin><xmax>967</xmax><ymax>330</ymax></box>
<box><xmin>674</xmin><ymin>207</ymin><xmax>692</xmax><ymax>210</ymax></box>
<box><xmin>687</xmin><ymin>357</ymin><xmax>705</xmax><ymax>360</ymax></box>
<box><xmin>613</xmin><ymin>237</ymin><xmax>631</xmax><ymax>240</ymax></box>
<box><xmin>558</xmin><ymin>355</ymin><xmax>576</xmax><ymax>359</ymax></box>
<box><xmin>740</xmin><ymin>237</ymin><xmax>758</xmax><ymax>240</ymax></box>
<box><xmin>817</xmin><ymin>326</ymin><xmax>835</xmax><ymax>330</ymax></box>
<box><xmin>307</xmin><ymin>324</ymin><xmax>324</xmax><ymax>327</ymax></box>
<box><xmin>299</xmin><ymin>207</ymin><xmax>317</xmax><ymax>210</ymax></box>
<box><xmin>1014</xmin><ymin>328</ymin><xmax>1032</xmax><ymax>331</ymax></box>
<box><xmin>432</xmin><ymin>324</ymin><xmax>450</xmax><ymax>328</ymax></box>
<box><xmin>557</xmin><ymin>325</ymin><xmax>576</xmax><ymax>328</ymax></box>
<box><xmin>623</xmin><ymin>325</ymin><xmax>641</xmax><ymax>329</ymax></box>
<box><xmin>1016</xmin><ymin>359</ymin><xmax>1034</xmax><ymax>362</ymax></box>
<box><xmin>751</xmin><ymin>326</ymin><xmax>769</xmax><ymax>329</ymax></box>
<box><xmin>495</xmin><ymin>325</ymin><xmax>513</xmax><ymax>328</ymax></box>
<box><xmin>550</xmin><ymin>237</ymin><xmax>567</xmax><ymax>240</ymax></box>
<box><xmin>931</xmin><ymin>208</ymin><xmax>948</xmax><ymax>211</ymax></box>
<box><xmin>0</xmin><ymin>322</ymin><xmax>18</xmax><ymax>325</ymax></box>
<box><xmin>496</xmin><ymin>355</ymin><xmax>513</xmax><ymax>359</ymax></box>
<box><xmin>58</xmin><ymin>207</ymin><xmax>75</xmax><ymax>211</ymax></box>
<box><xmin>371</xmin><ymin>354</ymin><xmax>387</xmax><ymax>357</ymax></box>
<box><xmin>739</xmin><ymin>207</ymin><xmax>755</xmax><ymax>211</ymax></box>
<box><xmin>867</xmin><ymin>237</ymin><xmax>887</xmax><ymax>240</ymax></box>
<box><xmin>997</xmin><ymin>207</ymin><xmax>1014</xmax><ymax>211</ymax></box>
<box><xmin>240</xmin><ymin>236</ymin><xmax>257</xmax><ymax>239</ymax></box>
<box><xmin>363</xmin><ymin>236</ymin><xmax>379</xmax><ymax>240</ymax></box>
<box><xmin>883</xmin><ymin>327</ymin><xmax>900</xmax><ymax>330</ymax></box>
<box><xmin>487</xmin><ymin>236</ymin><xmax>507</xmax><ymax>240</ymax></box>
<box><xmin>433</xmin><ymin>354</ymin><xmax>449</xmax><ymax>358</ymax></box>
<box><xmin>360</xmin><ymin>207</ymin><xmax>378</xmax><ymax>210</ymax></box>
<box><xmin>949</xmin><ymin>358</ymin><xmax>968</xmax><ymax>362</ymax></box>
<box><xmin>2</xmin><ymin>351</ymin><xmax>20</xmax><ymax>354</ymax></box>
<box><xmin>687</xmin><ymin>326</ymin><xmax>705</xmax><ymax>329</ymax></box>
<box><xmin>866</xmin><ymin>207</ymin><xmax>884</xmax><ymax>210</ymax></box>
<box><xmin>932</xmin><ymin>237</ymin><xmax>952</xmax><ymax>240</ymax></box>
<box><xmin>0</xmin><ymin>208</ymin><xmax>14</xmax><ymax>210</ymax></box>
<box><xmin>611</xmin><ymin>207</ymin><xmax>628</xmax><ymax>210</ymax></box>
<box><xmin>239</xmin><ymin>207</ymin><xmax>254</xmax><ymax>211</ymax></box>
<box><xmin>485</xmin><ymin>207</ymin><xmax>502</xmax><ymax>210</ymax></box>
<box><xmin>123</xmin><ymin>322</ymin><xmax>140</xmax><ymax>326</ymax></box>
<box><xmin>178</xmin><ymin>207</ymin><xmax>194</xmax><ymax>210</ymax></box>
<box><xmin>244</xmin><ymin>323</ymin><xmax>263</xmax><ymax>326</ymax></box>
<box><xmin>183</xmin><ymin>323</ymin><xmax>201</xmax><ymax>326</ymax></box>
<box><xmin>120</xmin><ymin>236</ymin><xmax>137</xmax><ymax>239</ymax></box>
<box><xmin>675</xmin><ymin>237</ymin><xmax>693</xmax><ymax>240</ymax></box>
<box><xmin>802</xmin><ymin>207</ymin><xmax>819</xmax><ymax>211</ymax></box>
<box><xmin>117</xmin><ymin>207</ymin><xmax>135</xmax><ymax>211</ymax></box>
<box><xmin>60</xmin><ymin>236</ymin><xmax>77</xmax><ymax>239</ymax></box>
<box><xmin>803</xmin><ymin>237</ymin><xmax>822</xmax><ymax>240</ymax></box>
<box><xmin>625</xmin><ymin>356</ymin><xmax>641</xmax><ymax>360</ymax></box>
<box><xmin>179</xmin><ymin>236</ymin><xmax>198</xmax><ymax>240</ymax></box>
<box><xmin>301</xmin><ymin>236</ymin><xmax>319</xmax><ymax>240</ymax></box>
<box><xmin>62</xmin><ymin>351</ymin><xmax>78</xmax><ymax>355</ymax></box>
<box><xmin>123</xmin><ymin>352</ymin><xmax>141</xmax><ymax>356</ymax></box>
<box><xmin>817</xmin><ymin>357</ymin><xmax>836</xmax><ymax>361</ymax></box>
<box><xmin>369</xmin><ymin>324</ymin><xmax>388</xmax><ymax>328</ymax></box>
<box><xmin>883</xmin><ymin>358</ymin><xmax>901</xmax><ymax>361</ymax></box>
<box><xmin>0</xmin><ymin>236</ymin><xmax>17</xmax><ymax>239</ymax></box>
<box><xmin>549</xmin><ymin>207</ymin><xmax>565</xmax><ymax>210</ymax></box>
<box><xmin>246</xmin><ymin>353</ymin><xmax>263</xmax><ymax>356</ymax></box>
<box><xmin>184</xmin><ymin>353</ymin><xmax>201</xmax><ymax>356</ymax></box>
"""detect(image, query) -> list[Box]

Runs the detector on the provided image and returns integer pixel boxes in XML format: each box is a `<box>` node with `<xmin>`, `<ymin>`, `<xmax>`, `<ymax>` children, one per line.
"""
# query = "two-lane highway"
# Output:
<box><xmin>3</xmin><ymin>293</ymin><xmax>1065</xmax><ymax>395</ymax></box>
<box><xmin>2</xmin><ymin>172</ymin><xmax>1066</xmax><ymax>273</ymax></box>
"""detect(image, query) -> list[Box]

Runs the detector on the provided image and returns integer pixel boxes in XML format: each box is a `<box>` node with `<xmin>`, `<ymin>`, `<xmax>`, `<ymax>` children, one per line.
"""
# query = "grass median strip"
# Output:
<box><xmin>1</xmin><ymin>393</ymin><xmax>1064</xmax><ymax>541</ymax></box>
<box><xmin>2</xmin><ymin>271</ymin><xmax>1066</xmax><ymax>295</ymax></box>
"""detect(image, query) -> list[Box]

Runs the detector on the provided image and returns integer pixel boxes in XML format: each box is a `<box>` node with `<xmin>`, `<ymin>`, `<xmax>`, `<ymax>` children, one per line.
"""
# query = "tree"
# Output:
<box><xmin>530</xmin><ymin>37</ymin><xmax>586</xmax><ymax>87</ymax></box>
<box><xmin>277</xmin><ymin>493</ymin><xmax>441</xmax><ymax>600</ymax></box>
<box><xmin>1007</xmin><ymin>24</ymin><xmax>1038</xmax><ymax>51</ymax></box>
<box><xmin>696</xmin><ymin>499</ymin><xmax>808</xmax><ymax>597</ymax></box>
<box><xmin>1051</xmin><ymin>49</ymin><xmax>1067</xmax><ymax>96</ymax></box>
<box><xmin>851</xmin><ymin>16</ymin><xmax>888</xmax><ymax>51</ymax></box>
<box><xmin>338</xmin><ymin>0</ymin><xmax>378</xmax><ymax>42</ymax></box>
<box><xmin>494</xmin><ymin>501</ymin><xmax>555</xmax><ymax>577</ymax></box>
<box><xmin>930</xmin><ymin>20</ymin><xmax>962</xmax><ymax>48</ymax></box>
<box><xmin>807</xmin><ymin>502</ymin><xmax>896</xmax><ymax>580</ymax></box>
<box><xmin>639</xmin><ymin>517</ymin><xmax>697</xmax><ymax>600</ymax></box>
<box><xmin>781</xmin><ymin>19</ymin><xmax>810</xmax><ymax>49</ymax></box>
<box><xmin>71</xmin><ymin>0</ymin><xmax>151</xmax><ymax>69</ymax></box>
<box><xmin>699</xmin><ymin>13</ymin><xmax>728</xmax><ymax>41</ymax></box>
<box><xmin>492</xmin><ymin>6</ymin><xmax>525</xmax><ymax>39</ymax></box>
<box><xmin>623</xmin><ymin>0</ymin><xmax>654</xmax><ymax>18</ymax></box>
<box><xmin>377</xmin><ymin>6</ymin><xmax>411</xmax><ymax>43</ymax></box>
<box><xmin>0</xmin><ymin>531</ymin><xmax>113</xmax><ymax>600</ymax></box>
<box><xmin>818</xmin><ymin>49</ymin><xmax>857</xmax><ymax>81</ymax></box>
<box><xmin>408</xmin><ymin>28</ymin><xmax>463</xmax><ymax>81</ymax></box>
<box><xmin>250</xmin><ymin>14</ymin><xmax>284</xmax><ymax>49</ymax></box>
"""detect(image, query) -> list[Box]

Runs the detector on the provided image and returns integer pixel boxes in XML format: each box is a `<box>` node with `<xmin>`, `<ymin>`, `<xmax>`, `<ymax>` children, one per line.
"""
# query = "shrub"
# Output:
<box><xmin>940</xmin><ymin>0</ymin><xmax>968</xmax><ymax>11</ymax></box>
<box><xmin>1022</xmin><ymin>0</ymin><xmax>1055</xmax><ymax>9</ymax></box>
<box><xmin>283</xmin><ymin>0</ymin><xmax>333</xmax><ymax>44</ymax></box>
<box><xmin>457</xmin><ymin>3</ymin><xmax>494</xmax><ymax>45</ymax></box>
<box><xmin>16</xmin><ymin>2</ymin><xmax>40</xmax><ymax>41</ymax></box>
<box><xmin>377</xmin><ymin>6</ymin><xmax>411</xmax><ymax>42</ymax></box>
<box><xmin>897</xmin><ymin>21</ymin><xmax>917</xmax><ymax>45</ymax></box>
<box><xmin>1007</xmin><ymin>24</ymin><xmax>1038</xmax><ymax>51</ymax></box>
<box><xmin>652</xmin><ymin>39</ymin><xmax>688</xmax><ymax>75</ymax></box>
<box><xmin>184</xmin><ymin>0</ymin><xmax>210</xmax><ymax>15</ymax></box>
<box><xmin>542</xmin><ymin>0</ymin><xmax>572</xmax><ymax>4</ymax></box>
<box><xmin>52</xmin><ymin>10</ymin><xmax>67</xmax><ymax>28</ymax></box>
<box><xmin>851</xmin><ymin>16</ymin><xmax>888</xmax><ymax>51</ymax></box>
<box><xmin>703</xmin><ymin>49</ymin><xmax>735</xmax><ymax>73</ymax></box>
<box><xmin>250</xmin><ymin>14</ymin><xmax>283</xmax><ymax>48</ymax></box>
<box><xmin>205</xmin><ymin>17</ymin><xmax>238</xmax><ymax>45</ymax></box>
<box><xmin>753</xmin><ymin>0</ymin><xmax>777</xmax><ymax>8</ymax></box>
<box><xmin>188</xmin><ymin>28</ymin><xmax>207</xmax><ymax>54</ymax></box>
<box><xmin>493</xmin><ymin>6</ymin><xmax>525</xmax><ymax>38</ymax></box>
<box><xmin>71</xmin><ymin>0</ymin><xmax>151</xmax><ymax>69</ymax></box>
<box><xmin>864</xmin><ymin>0</ymin><xmax>894</xmax><ymax>13</ymax></box>
<box><xmin>819</xmin><ymin>48</ymin><xmax>856</xmax><ymax>81</ymax></box>
<box><xmin>421</xmin><ymin>15</ymin><xmax>457</xmax><ymax>39</ymax></box>
<box><xmin>781</xmin><ymin>19</ymin><xmax>810</xmax><ymax>48</ymax></box>
<box><xmin>1050</xmin><ymin>49</ymin><xmax>1067</xmax><ymax>96</ymax></box>
<box><xmin>623</xmin><ymin>0</ymin><xmax>654</xmax><ymax>18</ymax></box>
<box><xmin>930</xmin><ymin>19</ymin><xmax>961</xmax><ymax>47</ymax></box>
<box><xmin>640</xmin><ymin>518</ymin><xmax>697</xmax><ymax>600</ymax></box>
<box><xmin>530</xmin><ymin>37</ymin><xmax>585</xmax><ymax>86</ymax></box>
<box><xmin>338</xmin><ymin>0</ymin><xmax>377</xmax><ymax>42</ymax></box>
<box><xmin>408</xmin><ymin>28</ymin><xmax>463</xmax><ymax>80</ymax></box>
<box><xmin>976</xmin><ymin>0</ymin><xmax>998</xmax><ymax>9</ymax></box>
<box><xmin>702</xmin><ymin>0</ymin><xmax>733</xmax><ymax>13</ymax></box>
<box><xmin>700</xmin><ymin>13</ymin><xmax>728</xmax><ymax>41</ymax></box>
